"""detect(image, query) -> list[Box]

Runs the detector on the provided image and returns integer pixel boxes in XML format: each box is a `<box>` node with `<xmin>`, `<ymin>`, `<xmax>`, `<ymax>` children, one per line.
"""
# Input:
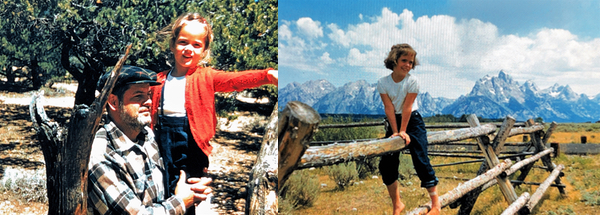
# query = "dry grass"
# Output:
<box><xmin>285</xmin><ymin>123</ymin><xmax>600</xmax><ymax>215</ymax></box>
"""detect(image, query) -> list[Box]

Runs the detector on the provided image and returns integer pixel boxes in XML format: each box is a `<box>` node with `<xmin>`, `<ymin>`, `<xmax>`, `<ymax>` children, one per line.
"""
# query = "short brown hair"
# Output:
<box><xmin>166</xmin><ymin>12</ymin><xmax>214</xmax><ymax>66</ymax></box>
<box><xmin>384</xmin><ymin>43</ymin><xmax>419</xmax><ymax>70</ymax></box>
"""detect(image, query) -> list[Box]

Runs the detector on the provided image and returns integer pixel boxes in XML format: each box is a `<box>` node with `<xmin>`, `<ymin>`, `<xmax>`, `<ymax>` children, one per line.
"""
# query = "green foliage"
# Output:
<box><xmin>546</xmin><ymin>205</ymin><xmax>576</xmax><ymax>215</ymax></box>
<box><xmin>457</xmin><ymin>114</ymin><xmax>502</xmax><ymax>123</ymax></box>
<box><xmin>423</xmin><ymin>114</ymin><xmax>458</xmax><ymax>123</ymax></box>
<box><xmin>0</xmin><ymin>0</ymin><xmax>64</xmax><ymax>89</ymax></box>
<box><xmin>325</xmin><ymin>162</ymin><xmax>358</xmax><ymax>190</ymax></box>
<box><xmin>205</xmin><ymin>0</ymin><xmax>278</xmax><ymax>71</ymax></box>
<box><xmin>553</xmin><ymin>123</ymin><xmax>600</xmax><ymax>133</ymax></box>
<box><xmin>216</xmin><ymin>92</ymin><xmax>239</xmax><ymax>117</ymax></box>
<box><xmin>582</xmin><ymin>190</ymin><xmax>600</xmax><ymax>206</ymax></box>
<box><xmin>279</xmin><ymin>170</ymin><xmax>320</xmax><ymax>209</ymax></box>
<box><xmin>313</xmin><ymin>116</ymin><xmax>380</xmax><ymax>141</ymax></box>
<box><xmin>355</xmin><ymin>157</ymin><xmax>380</xmax><ymax>179</ymax></box>
<box><xmin>0</xmin><ymin>167</ymin><xmax>47</xmax><ymax>203</ymax></box>
<box><xmin>396</xmin><ymin>153</ymin><xmax>416</xmax><ymax>185</ymax></box>
<box><xmin>1</xmin><ymin>0</ymin><xmax>277</xmax><ymax>104</ymax></box>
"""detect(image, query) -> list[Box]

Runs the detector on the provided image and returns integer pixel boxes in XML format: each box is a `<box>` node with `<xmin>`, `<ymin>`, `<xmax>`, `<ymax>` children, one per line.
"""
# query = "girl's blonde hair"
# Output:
<box><xmin>164</xmin><ymin>12</ymin><xmax>214</xmax><ymax>66</ymax></box>
<box><xmin>384</xmin><ymin>43</ymin><xmax>419</xmax><ymax>70</ymax></box>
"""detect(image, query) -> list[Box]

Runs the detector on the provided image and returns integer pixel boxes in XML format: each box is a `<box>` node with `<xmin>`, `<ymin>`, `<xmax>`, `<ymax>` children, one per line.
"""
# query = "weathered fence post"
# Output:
<box><xmin>514</xmin><ymin>120</ymin><xmax>538</xmax><ymax>187</ymax></box>
<box><xmin>29</xmin><ymin>45</ymin><xmax>131</xmax><ymax>214</ymax></box>
<box><xmin>246</xmin><ymin>104</ymin><xmax>278</xmax><ymax>215</ymax></box>
<box><xmin>525</xmin><ymin>120</ymin><xmax>566</xmax><ymax>195</ymax></box>
<box><xmin>457</xmin><ymin>115</ymin><xmax>518</xmax><ymax>214</ymax></box>
<box><xmin>550</xmin><ymin>143</ymin><xmax>560</xmax><ymax>158</ymax></box>
<box><xmin>278</xmin><ymin>101</ymin><xmax>321</xmax><ymax>187</ymax></box>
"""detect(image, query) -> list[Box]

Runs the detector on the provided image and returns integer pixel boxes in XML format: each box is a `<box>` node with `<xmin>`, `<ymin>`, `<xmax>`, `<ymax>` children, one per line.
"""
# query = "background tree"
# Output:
<box><xmin>1</xmin><ymin>0</ymin><xmax>278</xmax><ymax>105</ymax></box>
<box><xmin>0</xmin><ymin>0</ymin><xmax>64</xmax><ymax>90</ymax></box>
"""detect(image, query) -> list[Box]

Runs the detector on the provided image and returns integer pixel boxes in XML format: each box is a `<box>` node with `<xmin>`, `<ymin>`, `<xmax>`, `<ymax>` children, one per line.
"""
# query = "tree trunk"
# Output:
<box><xmin>29</xmin><ymin>45</ymin><xmax>131</xmax><ymax>214</ymax></box>
<box><xmin>245</xmin><ymin>103</ymin><xmax>278</xmax><ymax>215</ymax></box>
<box><xmin>6</xmin><ymin>63</ymin><xmax>15</xmax><ymax>84</ymax></box>
<box><xmin>30</xmin><ymin>58</ymin><xmax>43</xmax><ymax>90</ymax></box>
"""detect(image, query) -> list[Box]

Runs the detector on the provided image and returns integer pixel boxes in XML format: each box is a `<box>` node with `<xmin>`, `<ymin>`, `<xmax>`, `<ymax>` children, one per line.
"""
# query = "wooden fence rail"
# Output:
<box><xmin>297</xmin><ymin>124</ymin><xmax>496</xmax><ymax>169</ymax></box>
<box><xmin>318</xmin><ymin>121</ymin><xmax>527</xmax><ymax>129</ymax></box>
<box><xmin>406</xmin><ymin>159</ymin><xmax>514</xmax><ymax>215</ymax></box>
<box><xmin>278</xmin><ymin>101</ymin><xmax>567</xmax><ymax>215</ymax></box>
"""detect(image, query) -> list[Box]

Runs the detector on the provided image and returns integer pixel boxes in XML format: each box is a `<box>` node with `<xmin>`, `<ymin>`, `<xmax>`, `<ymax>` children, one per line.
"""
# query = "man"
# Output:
<box><xmin>87</xmin><ymin>65</ymin><xmax>211</xmax><ymax>215</ymax></box>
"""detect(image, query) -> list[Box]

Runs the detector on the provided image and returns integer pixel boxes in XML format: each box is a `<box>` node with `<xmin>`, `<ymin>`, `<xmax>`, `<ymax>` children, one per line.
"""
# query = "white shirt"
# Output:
<box><xmin>377</xmin><ymin>73</ymin><xmax>419</xmax><ymax>113</ymax></box>
<box><xmin>161</xmin><ymin>71</ymin><xmax>187</xmax><ymax>117</ymax></box>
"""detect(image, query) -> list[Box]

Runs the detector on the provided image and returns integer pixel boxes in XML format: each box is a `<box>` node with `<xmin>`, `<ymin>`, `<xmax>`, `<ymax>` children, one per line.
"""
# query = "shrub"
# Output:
<box><xmin>279</xmin><ymin>170</ymin><xmax>320</xmax><ymax>209</ymax></box>
<box><xmin>397</xmin><ymin>153</ymin><xmax>416</xmax><ymax>184</ymax></box>
<box><xmin>326</xmin><ymin>162</ymin><xmax>358</xmax><ymax>190</ymax></box>
<box><xmin>243</xmin><ymin>113</ymin><xmax>268</xmax><ymax>133</ymax></box>
<box><xmin>582</xmin><ymin>190</ymin><xmax>600</xmax><ymax>206</ymax></box>
<box><xmin>0</xmin><ymin>167</ymin><xmax>47</xmax><ymax>203</ymax></box>
<box><xmin>546</xmin><ymin>205</ymin><xmax>576</xmax><ymax>215</ymax></box>
<box><xmin>278</xmin><ymin>198</ymin><xmax>295</xmax><ymax>215</ymax></box>
<box><xmin>313</xmin><ymin>116</ymin><xmax>380</xmax><ymax>142</ymax></box>
<box><xmin>355</xmin><ymin>157</ymin><xmax>380</xmax><ymax>179</ymax></box>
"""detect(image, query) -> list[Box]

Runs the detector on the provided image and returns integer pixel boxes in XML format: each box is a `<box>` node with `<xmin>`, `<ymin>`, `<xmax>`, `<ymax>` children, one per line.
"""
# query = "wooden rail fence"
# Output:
<box><xmin>278</xmin><ymin>101</ymin><xmax>567</xmax><ymax>215</ymax></box>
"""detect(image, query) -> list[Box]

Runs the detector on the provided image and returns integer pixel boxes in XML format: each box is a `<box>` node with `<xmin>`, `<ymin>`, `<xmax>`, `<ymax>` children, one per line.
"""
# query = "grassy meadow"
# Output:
<box><xmin>280</xmin><ymin>118</ymin><xmax>600</xmax><ymax>215</ymax></box>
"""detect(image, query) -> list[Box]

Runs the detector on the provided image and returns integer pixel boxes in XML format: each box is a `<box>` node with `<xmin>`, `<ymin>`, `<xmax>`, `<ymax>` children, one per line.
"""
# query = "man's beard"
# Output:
<box><xmin>119</xmin><ymin>103</ymin><xmax>152</xmax><ymax>131</ymax></box>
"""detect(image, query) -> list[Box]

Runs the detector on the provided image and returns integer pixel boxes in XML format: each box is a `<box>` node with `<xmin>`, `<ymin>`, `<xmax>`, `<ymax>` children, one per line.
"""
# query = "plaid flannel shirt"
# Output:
<box><xmin>87</xmin><ymin>120</ymin><xmax>186</xmax><ymax>215</ymax></box>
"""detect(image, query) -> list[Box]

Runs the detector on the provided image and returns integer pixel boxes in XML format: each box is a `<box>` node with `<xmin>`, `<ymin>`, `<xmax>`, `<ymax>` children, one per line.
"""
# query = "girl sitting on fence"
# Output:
<box><xmin>377</xmin><ymin>43</ymin><xmax>440</xmax><ymax>215</ymax></box>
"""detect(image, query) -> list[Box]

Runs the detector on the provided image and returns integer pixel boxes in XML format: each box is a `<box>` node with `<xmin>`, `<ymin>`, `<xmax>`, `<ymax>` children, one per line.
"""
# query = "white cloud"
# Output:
<box><xmin>320</xmin><ymin>52</ymin><xmax>334</xmax><ymax>65</ymax></box>
<box><xmin>280</xmin><ymin>8</ymin><xmax>600</xmax><ymax>98</ymax></box>
<box><xmin>296</xmin><ymin>17</ymin><xmax>323</xmax><ymax>39</ymax></box>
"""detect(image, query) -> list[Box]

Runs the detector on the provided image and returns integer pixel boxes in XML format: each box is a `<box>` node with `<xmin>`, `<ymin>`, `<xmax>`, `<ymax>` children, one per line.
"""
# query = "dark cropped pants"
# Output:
<box><xmin>155</xmin><ymin>115</ymin><xmax>209</xmax><ymax>198</ymax></box>
<box><xmin>379</xmin><ymin>111</ymin><xmax>439</xmax><ymax>188</ymax></box>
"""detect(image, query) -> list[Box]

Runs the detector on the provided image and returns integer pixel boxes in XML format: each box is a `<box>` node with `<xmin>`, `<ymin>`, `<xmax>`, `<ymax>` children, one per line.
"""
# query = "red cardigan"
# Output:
<box><xmin>151</xmin><ymin>66</ymin><xmax>274</xmax><ymax>156</ymax></box>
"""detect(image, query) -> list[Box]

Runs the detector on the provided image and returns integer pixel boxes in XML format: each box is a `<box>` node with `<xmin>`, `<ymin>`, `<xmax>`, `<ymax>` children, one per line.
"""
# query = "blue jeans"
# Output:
<box><xmin>379</xmin><ymin>111</ymin><xmax>439</xmax><ymax>188</ymax></box>
<box><xmin>155</xmin><ymin>115</ymin><xmax>209</xmax><ymax>197</ymax></box>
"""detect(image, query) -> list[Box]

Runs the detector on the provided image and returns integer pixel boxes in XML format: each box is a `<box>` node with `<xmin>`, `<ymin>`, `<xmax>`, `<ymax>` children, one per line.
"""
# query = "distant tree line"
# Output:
<box><xmin>0</xmin><ymin>0</ymin><xmax>277</xmax><ymax>105</ymax></box>
<box><xmin>316</xmin><ymin>114</ymin><xmax>544</xmax><ymax>124</ymax></box>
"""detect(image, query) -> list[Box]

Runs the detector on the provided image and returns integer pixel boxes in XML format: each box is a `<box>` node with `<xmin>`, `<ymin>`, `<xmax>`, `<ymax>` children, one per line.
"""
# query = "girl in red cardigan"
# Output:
<box><xmin>151</xmin><ymin>12</ymin><xmax>278</xmax><ymax>198</ymax></box>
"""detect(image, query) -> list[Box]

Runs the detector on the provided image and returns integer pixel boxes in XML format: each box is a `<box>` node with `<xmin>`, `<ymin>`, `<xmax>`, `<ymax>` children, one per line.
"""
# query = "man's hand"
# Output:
<box><xmin>187</xmin><ymin>177</ymin><xmax>213</xmax><ymax>203</ymax></box>
<box><xmin>174</xmin><ymin>170</ymin><xmax>196</xmax><ymax>209</ymax></box>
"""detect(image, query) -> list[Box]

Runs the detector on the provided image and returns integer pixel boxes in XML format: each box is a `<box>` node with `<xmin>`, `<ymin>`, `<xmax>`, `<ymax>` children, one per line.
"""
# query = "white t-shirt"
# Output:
<box><xmin>377</xmin><ymin>73</ymin><xmax>419</xmax><ymax>113</ymax></box>
<box><xmin>161</xmin><ymin>71</ymin><xmax>187</xmax><ymax>117</ymax></box>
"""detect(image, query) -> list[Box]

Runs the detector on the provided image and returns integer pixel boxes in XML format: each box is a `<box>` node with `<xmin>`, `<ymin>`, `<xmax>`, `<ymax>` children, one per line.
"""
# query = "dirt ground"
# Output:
<box><xmin>0</xmin><ymin>83</ymin><xmax>273</xmax><ymax>214</ymax></box>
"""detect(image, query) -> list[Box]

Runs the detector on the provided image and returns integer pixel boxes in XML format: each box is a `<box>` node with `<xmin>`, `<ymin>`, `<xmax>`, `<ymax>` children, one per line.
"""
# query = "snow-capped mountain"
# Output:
<box><xmin>279</xmin><ymin>71</ymin><xmax>600</xmax><ymax>122</ymax></box>
<box><xmin>443</xmin><ymin>71</ymin><xmax>600</xmax><ymax>122</ymax></box>
<box><xmin>278</xmin><ymin>79</ymin><xmax>336</xmax><ymax>107</ymax></box>
<box><xmin>279</xmin><ymin>79</ymin><xmax>453</xmax><ymax>117</ymax></box>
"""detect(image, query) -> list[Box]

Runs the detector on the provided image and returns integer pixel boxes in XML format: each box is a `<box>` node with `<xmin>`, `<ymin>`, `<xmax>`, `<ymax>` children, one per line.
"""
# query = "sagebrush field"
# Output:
<box><xmin>280</xmin><ymin>117</ymin><xmax>600</xmax><ymax>215</ymax></box>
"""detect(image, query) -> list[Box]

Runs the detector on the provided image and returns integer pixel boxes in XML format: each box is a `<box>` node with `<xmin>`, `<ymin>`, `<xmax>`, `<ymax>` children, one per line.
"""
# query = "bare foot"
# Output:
<box><xmin>427</xmin><ymin>202</ymin><xmax>441</xmax><ymax>215</ymax></box>
<box><xmin>393</xmin><ymin>201</ymin><xmax>405</xmax><ymax>215</ymax></box>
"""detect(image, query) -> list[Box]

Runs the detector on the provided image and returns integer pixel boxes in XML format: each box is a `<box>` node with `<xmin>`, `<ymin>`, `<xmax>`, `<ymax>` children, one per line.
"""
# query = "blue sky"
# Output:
<box><xmin>279</xmin><ymin>0</ymin><xmax>600</xmax><ymax>99</ymax></box>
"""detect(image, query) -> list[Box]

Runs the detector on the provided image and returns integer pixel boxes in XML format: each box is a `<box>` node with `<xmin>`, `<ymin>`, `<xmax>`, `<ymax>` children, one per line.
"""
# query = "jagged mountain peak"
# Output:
<box><xmin>498</xmin><ymin>70</ymin><xmax>510</xmax><ymax>81</ymax></box>
<box><xmin>279</xmin><ymin>72</ymin><xmax>600</xmax><ymax>122</ymax></box>
<box><xmin>469</xmin><ymin>70</ymin><xmax>524</xmax><ymax>103</ymax></box>
<box><xmin>540</xmin><ymin>83</ymin><xmax>579</xmax><ymax>101</ymax></box>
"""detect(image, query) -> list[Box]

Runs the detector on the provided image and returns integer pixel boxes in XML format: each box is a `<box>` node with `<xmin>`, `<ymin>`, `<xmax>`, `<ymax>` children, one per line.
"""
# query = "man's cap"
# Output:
<box><xmin>97</xmin><ymin>65</ymin><xmax>160</xmax><ymax>91</ymax></box>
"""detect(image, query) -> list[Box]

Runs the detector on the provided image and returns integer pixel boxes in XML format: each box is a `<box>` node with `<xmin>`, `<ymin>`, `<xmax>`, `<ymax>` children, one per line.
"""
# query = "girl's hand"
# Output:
<box><xmin>391</xmin><ymin>131</ymin><xmax>411</xmax><ymax>146</ymax></box>
<box><xmin>267</xmin><ymin>70</ymin><xmax>278</xmax><ymax>86</ymax></box>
